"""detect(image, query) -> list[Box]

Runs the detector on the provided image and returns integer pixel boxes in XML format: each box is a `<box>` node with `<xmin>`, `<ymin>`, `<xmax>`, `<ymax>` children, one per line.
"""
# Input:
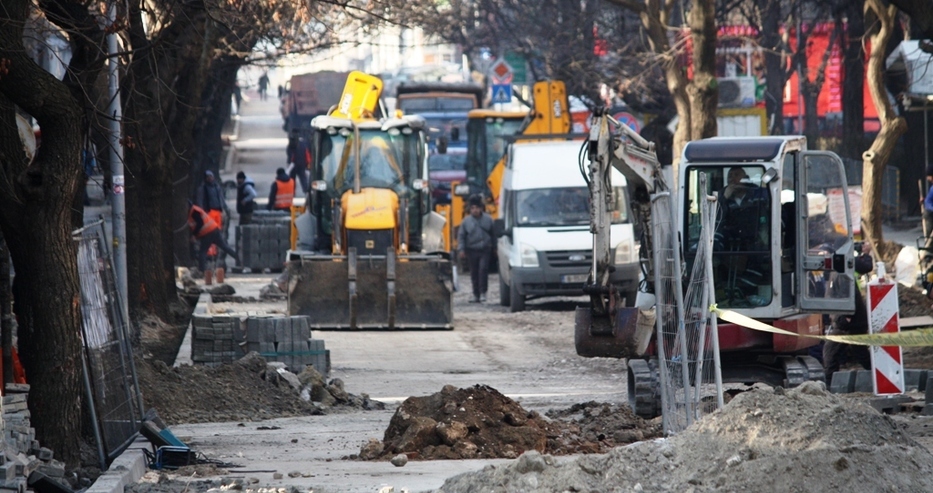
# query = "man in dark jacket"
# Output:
<box><xmin>236</xmin><ymin>171</ymin><xmax>257</xmax><ymax>225</ymax></box>
<box><xmin>457</xmin><ymin>194</ymin><xmax>494</xmax><ymax>303</ymax></box>
<box><xmin>823</xmin><ymin>253</ymin><xmax>875</xmax><ymax>382</ymax></box>
<box><xmin>195</xmin><ymin>170</ymin><xmax>228</xmax><ymax>216</ymax></box>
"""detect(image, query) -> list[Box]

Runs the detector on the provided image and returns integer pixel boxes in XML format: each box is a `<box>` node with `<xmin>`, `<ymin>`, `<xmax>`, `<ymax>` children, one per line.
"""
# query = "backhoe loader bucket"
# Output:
<box><xmin>286</xmin><ymin>248</ymin><xmax>453</xmax><ymax>330</ymax></box>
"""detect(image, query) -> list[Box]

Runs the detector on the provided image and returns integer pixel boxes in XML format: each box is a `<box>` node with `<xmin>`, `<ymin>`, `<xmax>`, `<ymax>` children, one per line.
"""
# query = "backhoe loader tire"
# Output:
<box><xmin>627</xmin><ymin>358</ymin><xmax>661</xmax><ymax>419</ymax></box>
<box><xmin>509</xmin><ymin>280</ymin><xmax>525</xmax><ymax>312</ymax></box>
<box><xmin>499</xmin><ymin>276</ymin><xmax>510</xmax><ymax>306</ymax></box>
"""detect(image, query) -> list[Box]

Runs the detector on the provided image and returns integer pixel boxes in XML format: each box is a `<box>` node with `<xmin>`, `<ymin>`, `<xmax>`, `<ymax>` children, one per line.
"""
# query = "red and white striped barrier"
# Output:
<box><xmin>867</xmin><ymin>263</ymin><xmax>904</xmax><ymax>396</ymax></box>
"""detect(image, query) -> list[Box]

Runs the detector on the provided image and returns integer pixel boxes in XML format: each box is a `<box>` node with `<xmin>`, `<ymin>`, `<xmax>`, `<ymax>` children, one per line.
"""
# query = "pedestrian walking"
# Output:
<box><xmin>258</xmin><ymin>73</ymin><xmax>270</xmax><ymax>101</ymax></box>
<box><xmin>235</xmin><ymin>171</ymin><xmax>257</xmax><ymax>225</ymax></box>
<box><xmin>457</xmin><ymin>194</ymin><xmax>494</xmax><ymax>303</ymax></box>
<box><xmin>188</xmin><ymin>201</ymin><xmax>239</xmax><ymax>273</ymax></box>
<box><xmin>268</xmin><ymin>167</ymin><xmax>295</xmax><ymax>212</ymax></box>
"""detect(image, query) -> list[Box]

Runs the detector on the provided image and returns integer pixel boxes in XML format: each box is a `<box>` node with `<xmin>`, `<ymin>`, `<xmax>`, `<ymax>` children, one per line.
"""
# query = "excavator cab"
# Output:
<box><xmin>287</xmin><ymin>71</ymin><xmax>453</xmax><ymax>329</ymax></box>
<box><xmin>681</xmin><ymin>138</ymin><xmax>855</xmax><ymax>320</ymax></box>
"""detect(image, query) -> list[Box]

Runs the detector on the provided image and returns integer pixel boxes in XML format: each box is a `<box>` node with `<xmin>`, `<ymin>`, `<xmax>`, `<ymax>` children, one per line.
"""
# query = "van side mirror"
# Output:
<box><xmin>494</xmin><ymin>219</ymin><xmax>507</xmax><ymax>238</ymax></box>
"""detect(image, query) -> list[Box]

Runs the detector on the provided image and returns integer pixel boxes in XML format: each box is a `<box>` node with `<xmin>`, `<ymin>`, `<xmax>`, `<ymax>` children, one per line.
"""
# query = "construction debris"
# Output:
<box><xmin>138</xmin><ymin>353</ymin><xmax>383</xmax><ymax>426</ymax></box>
<box><xmin>359</xmin><ymin>385</ymin><xmax>661</xmax><ymax>461</ymax></box>
<box><xmin>435</xmin><ymin>382</ymin><xmax>933</xmax><ymax>492</ymax></box>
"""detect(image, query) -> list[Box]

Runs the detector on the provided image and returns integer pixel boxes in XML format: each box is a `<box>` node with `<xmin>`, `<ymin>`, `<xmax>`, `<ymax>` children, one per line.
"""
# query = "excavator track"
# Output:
<box><xmin>627</xmin><ymin>358</ymin><xmax>661</xmax><ymax>419</ymax></box>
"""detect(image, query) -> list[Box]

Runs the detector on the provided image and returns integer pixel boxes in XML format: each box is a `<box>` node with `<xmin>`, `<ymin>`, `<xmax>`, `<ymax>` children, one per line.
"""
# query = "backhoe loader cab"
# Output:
<box><xmin>287</xmin><ymin>71</ymin><xmax>453</xmax><ymax>330</ymax></box>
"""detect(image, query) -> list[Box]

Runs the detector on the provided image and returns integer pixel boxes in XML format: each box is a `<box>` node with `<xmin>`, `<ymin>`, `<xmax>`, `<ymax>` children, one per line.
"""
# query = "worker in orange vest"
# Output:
<box><xmin>268</xmin><ymin>167</ymin><xmax>295</xmax><ymax>211</ymax></box>
<box><xmin>188</xmin><ymin>201</ymin><xmax>239</xmax><ymax>272</ymax></box>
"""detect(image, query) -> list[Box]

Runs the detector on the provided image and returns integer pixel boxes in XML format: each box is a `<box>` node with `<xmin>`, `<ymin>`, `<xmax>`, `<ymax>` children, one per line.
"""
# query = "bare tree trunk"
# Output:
<box><xmin>841</xmin><ymin>2</ymin><xmax>866</xmax><ymax>159</ymax></box>
<box><xmin>124</xmin><ymin>0</ymin><xmax>216</xmax><ymax>320</ymax></box>
<box><xmin>0</xmin><ymin>0</ymin><xmax>85</xmax><ymax>466</ymax></box>
<box><xmin>686</xmin><ymin>0</ymin><xmax>718</xmax><ymax>141</ymax></box>
<box><xmin>760</xmin><ymin>0</ymin><xmax>785</xmax><ymax>135</ymax></box>
<box><xmin>862</xmin><ymin>0</ymin><xmax>908</xmax><ymax>263</ymax></box>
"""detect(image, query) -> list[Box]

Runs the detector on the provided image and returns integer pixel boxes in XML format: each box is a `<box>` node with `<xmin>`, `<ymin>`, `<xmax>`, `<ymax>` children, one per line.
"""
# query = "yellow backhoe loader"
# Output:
<box><xmin>440</xmin><ymin>81</ymin><xmax>571</xmax><ymax>251</ymax></box>
<box><xmin>287</xmin><ymin>72</ymin><xmax>453</xmax><ymax>329</ymax></box>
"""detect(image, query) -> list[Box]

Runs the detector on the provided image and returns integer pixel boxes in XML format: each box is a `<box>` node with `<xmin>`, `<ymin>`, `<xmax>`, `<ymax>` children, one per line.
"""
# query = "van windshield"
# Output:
<box><xmin>514</xmin><ymin>187</ymin><xmax>629</xmax><ymax>226</ymax></box>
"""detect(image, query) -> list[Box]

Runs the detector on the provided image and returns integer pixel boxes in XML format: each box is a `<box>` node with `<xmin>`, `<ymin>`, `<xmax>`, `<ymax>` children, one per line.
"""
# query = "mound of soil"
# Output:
<box><xmin>138</xmin><ymin>353</ymin><xmax>382</xmax><ymax>425</ymax></box>
<box><xmin>437</xmin><ymin>382</ymin><xmax>933</xmax><ymax>493</ymax></box>
<box><xmin>359</xmin><ymin>385</ymin><xmax>661</xmax><ymax>461</ymax></box>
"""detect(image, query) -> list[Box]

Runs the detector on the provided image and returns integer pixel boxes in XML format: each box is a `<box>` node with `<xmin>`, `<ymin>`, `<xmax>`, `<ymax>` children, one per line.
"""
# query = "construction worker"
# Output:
<box><xmin>268</xmin><ymin>167</ymin><xmax>295</xmax><ymax>211</ymax></box>
<box><xmin>188</xmin><ymin>201</ymin><xmax>239</xmax><ymax>273</ymax></box>
<box><xmin>823</xmin><ymin>252</ymin><xmax>874</xmax><ymax>382</ymax></box>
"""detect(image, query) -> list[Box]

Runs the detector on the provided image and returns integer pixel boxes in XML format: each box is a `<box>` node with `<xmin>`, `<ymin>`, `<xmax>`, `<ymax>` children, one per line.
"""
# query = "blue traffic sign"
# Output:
<box><xmin>492</xmin><ymin>84</ymin><xmax>512</xmax><ymax>104</ymax></box>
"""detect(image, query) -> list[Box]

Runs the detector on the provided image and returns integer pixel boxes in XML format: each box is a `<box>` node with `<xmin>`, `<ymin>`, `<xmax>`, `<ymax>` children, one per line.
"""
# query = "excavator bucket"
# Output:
<box><xmin>286</xmin><ymin>248</ymin><xmax>453</xmax><ymax>330</ymax></box>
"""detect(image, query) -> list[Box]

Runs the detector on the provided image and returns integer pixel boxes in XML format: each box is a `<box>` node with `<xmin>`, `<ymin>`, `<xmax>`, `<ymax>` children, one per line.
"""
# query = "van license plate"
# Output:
<box><xmin>561</xmin><ymin>274</ymin><xmax>588</xmax><ymax>284</ymax></box>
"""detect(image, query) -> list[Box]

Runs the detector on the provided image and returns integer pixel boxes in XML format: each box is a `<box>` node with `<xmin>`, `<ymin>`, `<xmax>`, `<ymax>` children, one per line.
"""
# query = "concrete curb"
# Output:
<box><xmin>85</xmin><ymin>438</ymin><xmax>149</xmax><ymax>493</ymax></box>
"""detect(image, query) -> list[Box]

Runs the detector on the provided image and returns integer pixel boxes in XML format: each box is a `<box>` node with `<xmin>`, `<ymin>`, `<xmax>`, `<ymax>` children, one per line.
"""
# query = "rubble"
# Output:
<box><xmin>0</xmin><ymin>385</ymin><xmax>72</xmax><ymax>493</ymax></box>
<box><xmin>138</xmin><ymin>353</ymin><xmax>383</xmax><ymax>426</ymax></box>
<box><xmin>360</xmin><ymin>385</ymin><xmax>661</xmax><ymax>461</ymax></box>
<box><xmin>436</xmin><ymin>382</ymin><xmax>933</xmax><ymax>492</ymax></box>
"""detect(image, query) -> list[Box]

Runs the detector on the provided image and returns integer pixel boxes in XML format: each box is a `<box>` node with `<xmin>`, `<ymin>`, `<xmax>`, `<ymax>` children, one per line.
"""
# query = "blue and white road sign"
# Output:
<box><xmin>492</xmin><ymin>84</ymin><xmax>512</xmax><ymax>104</ymax></box>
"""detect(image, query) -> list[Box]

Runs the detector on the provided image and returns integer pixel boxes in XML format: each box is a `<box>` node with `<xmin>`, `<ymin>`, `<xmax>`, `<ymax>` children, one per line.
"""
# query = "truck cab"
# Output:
<box><xmin>497</xmin><ymin>140</ymin><xmax>639</xmax><ymax>312</ymax></box>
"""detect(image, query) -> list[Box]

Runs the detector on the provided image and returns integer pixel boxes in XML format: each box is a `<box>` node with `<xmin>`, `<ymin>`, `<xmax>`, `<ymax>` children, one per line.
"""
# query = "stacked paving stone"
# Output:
<box><xmin>245</xmin><ymin>316</ymin><xmax>330</xmax><ymax>374</ymax></box>
<box><xmin>0</xmin><ymin>384</ymin><xmax>68</xmax><ymax>493</ymax></box>
<box><xmin>237</xmin><ymin>211</ymin><xmax>292</xmax><ymax>272</ymax></box>
<box><xmin>191</xmin><ymin>315</ymin><xmax>243</xmax><ymax>366</ymax></box>
<box><xmin>191</xmin><ymin>314</ymin><xmax>329</xmax><ymax>375</ymax></box>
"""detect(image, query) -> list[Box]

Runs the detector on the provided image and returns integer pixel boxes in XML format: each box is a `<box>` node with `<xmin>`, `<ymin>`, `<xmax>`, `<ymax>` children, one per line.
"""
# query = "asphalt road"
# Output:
<box><xmin>151</xmin><ymin>91</ymin><xmax>626</xmax><ymax>493</ymax></box>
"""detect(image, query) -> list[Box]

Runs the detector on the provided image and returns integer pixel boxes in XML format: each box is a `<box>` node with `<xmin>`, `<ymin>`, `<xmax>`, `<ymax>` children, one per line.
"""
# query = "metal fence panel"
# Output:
<box><xmin>75</xmin><ymin>221</ymin><xmax>142</xmax><ymax>465</ymax></box>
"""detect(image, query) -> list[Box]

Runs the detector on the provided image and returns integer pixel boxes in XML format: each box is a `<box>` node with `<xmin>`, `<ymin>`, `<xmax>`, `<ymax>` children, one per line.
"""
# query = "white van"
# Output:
<box><xmin>496</xmin><ymin>140</ymin><xmax>639</xmax><ymax>312</ymax></box>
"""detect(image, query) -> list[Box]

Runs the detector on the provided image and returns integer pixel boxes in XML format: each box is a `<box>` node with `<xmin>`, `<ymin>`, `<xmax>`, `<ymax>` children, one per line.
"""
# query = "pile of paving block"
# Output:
<box><xmin>236</xmin><ymin>211</ymin><xmax>292</xmax><ymax>273</ymax></box>
<box><xmin>1</xmin><ymin>383</ymin><xmax>69</xmax><ymax>493</ymax></box>
<box><xmin>191</xmin><ymin>314</ymin><xmax>329</xmax><ymax>375</ymax></box>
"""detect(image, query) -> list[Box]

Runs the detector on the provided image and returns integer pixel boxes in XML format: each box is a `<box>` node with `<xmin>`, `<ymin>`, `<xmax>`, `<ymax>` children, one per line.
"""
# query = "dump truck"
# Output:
<box><xmin>286</xmin><ymin>72</ymin><xmax>453</xmax><ymax>329</ymax></box>
<box><xmin>280</xmin><ymin>71</ymin><xmax>350</xmax><ymax>134</ymax></box>
<box><xmin>574</xmin><ymin>110</ymin><xmax>856</xmax><ymax>417</ymax></box>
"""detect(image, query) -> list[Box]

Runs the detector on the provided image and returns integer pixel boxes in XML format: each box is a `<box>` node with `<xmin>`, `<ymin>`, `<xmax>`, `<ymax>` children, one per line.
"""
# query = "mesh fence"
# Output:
<box><xmin>652</xmin><ymin>178</ymin><xmax>723</xmax><ymax>435</ymax></box>
<box><xmin>75</xmin><ymin>221</ymin><xmax>142</xmax><ymax>465</ymax></box>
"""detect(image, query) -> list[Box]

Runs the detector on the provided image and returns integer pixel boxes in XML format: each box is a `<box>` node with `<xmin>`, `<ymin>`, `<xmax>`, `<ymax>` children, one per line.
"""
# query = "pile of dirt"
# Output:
<box><xmin>898</xmin><ymin>284</ymin><xmax>933</xmax><ymax>318</ymax></box>
<box><xmin>137</xmin><ymin>353</ymin><xmax>383</xmax><ymax>425</ymax></box>
<box><xmin>436</xmin><ymin>382</ymin><xmax>933</xmax><ymax>492</ymax></box>
<box><xmin>357</xmin><ymin>385</ymin><xmax>661</xmax><ymax>461</ymax></box>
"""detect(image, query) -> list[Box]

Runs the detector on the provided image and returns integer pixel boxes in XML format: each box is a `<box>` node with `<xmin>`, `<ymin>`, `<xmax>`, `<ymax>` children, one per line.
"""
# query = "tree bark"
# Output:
<box><xmin>760</xmin><ymin>0</ymin><xmax>785</xmax><ymax>135</ymax></box>
<box><xmin>862</xmin><ymin>0</ymin><xmax>908</xmax><ymax>263</ymax></box>
<box><xmin>841</xmin><ymin>3</ymin><xmax>866</xmax><ymax>160</ymax></box>
<box><xmin>123</xmin><ymin>0</ymin><xmax>217</xmax><ymax>321</ymax></box>
<box><xmin>686</xmin><ymin>0</ymin><xmax>718</xmax><ymax>142</ymax></box>
<box><xmin>0</xmin><ymin>0</ymin><xmax>86</xmax><ymax>467</ymax></box>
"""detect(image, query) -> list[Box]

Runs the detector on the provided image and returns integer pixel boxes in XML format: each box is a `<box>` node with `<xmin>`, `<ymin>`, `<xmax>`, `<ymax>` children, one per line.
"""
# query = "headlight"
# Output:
<box><xmin>614</xmin><ymin>240</ymin><xmax>634</xmax><ymax>265</ymax></box>
<box><xmin>520</xmin><ymin>243</ymin><xmax>539</xmax><ymax>267</ymax></box>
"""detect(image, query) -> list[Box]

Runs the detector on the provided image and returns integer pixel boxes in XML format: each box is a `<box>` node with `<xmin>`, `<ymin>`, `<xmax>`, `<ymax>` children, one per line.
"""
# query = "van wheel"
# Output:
<box><xmin>499</xmin><ymin>276</ymin><xmax>510</xmax><ymax>306</ymax></box>
<box><xmin>509</xmin><ymin>280</ymin><xmax>525</xmax><ymax>312</ymax></box>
